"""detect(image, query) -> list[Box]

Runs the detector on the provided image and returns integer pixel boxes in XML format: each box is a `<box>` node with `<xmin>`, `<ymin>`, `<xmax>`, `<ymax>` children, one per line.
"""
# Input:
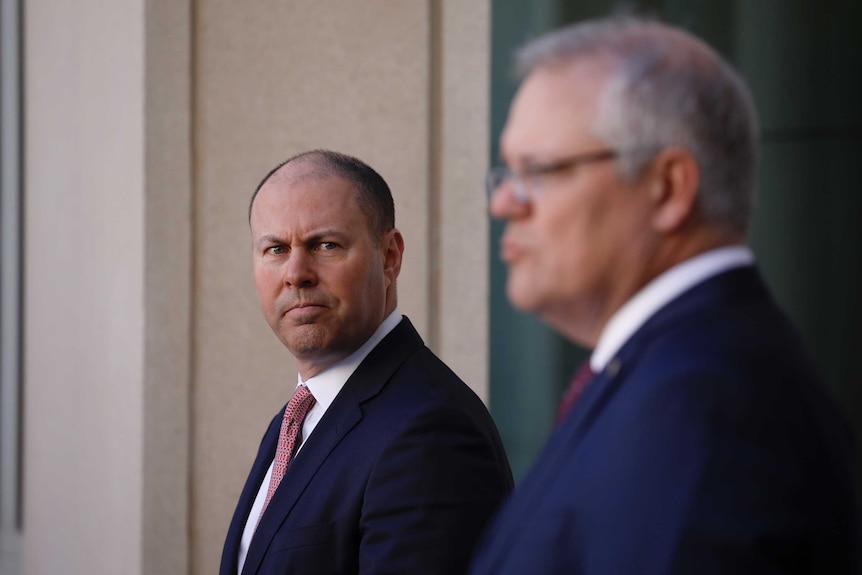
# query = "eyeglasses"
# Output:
<box><xmin>486</xmin><ymin>149</ymin><xmax>620</xmax><ymax>204</ymax></box>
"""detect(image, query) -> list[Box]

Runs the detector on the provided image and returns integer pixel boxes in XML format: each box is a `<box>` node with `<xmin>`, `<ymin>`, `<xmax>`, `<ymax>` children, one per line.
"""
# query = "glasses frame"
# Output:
<box><xmin>486</xmin><ymin>148</ymin><xmax>620</xmax><ymax>204</ymax></box>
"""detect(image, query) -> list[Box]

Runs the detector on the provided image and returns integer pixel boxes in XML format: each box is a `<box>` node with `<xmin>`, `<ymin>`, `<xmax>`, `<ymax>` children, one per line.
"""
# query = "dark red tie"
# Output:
<box><xmin>554</xmin><ymin>362</ymin><xmax>594</xmax><ymax>425</ymax></box>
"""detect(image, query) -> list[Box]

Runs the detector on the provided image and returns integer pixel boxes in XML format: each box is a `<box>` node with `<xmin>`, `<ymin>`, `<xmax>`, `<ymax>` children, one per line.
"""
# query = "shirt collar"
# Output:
<box><xmin>297</xmin><ymin>308</ymin><xmax>403</xmax><ymax>411</ymax></box>
<box><xmin>591</xmin><ymin>246</ymin><xmax>755</xmax><ymax>372</ymax></box>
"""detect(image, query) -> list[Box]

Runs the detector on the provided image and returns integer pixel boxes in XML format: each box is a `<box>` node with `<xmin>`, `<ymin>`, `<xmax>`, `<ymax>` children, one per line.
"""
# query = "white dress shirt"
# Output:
<box><xmin>237</xmin><ymin>309</ymin><xmax>403</xmax><ymax>573</ymax></box>
<box><xmin>590</xmin><ymin>246</ymin><xmax>755</xmax><ymax>372</ymax></box>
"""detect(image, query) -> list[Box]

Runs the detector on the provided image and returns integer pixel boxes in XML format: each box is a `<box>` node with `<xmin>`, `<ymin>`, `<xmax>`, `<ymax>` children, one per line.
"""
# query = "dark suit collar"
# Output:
<box><xmin>220</xmin><ymin>409</ymin><xmax>282</xmax><ymax>575</ymax></box>
<box><xmin>565</xmin><ymin>265</ymin><xmax>771</xmax><ymax>442</ymax></box>
<box><xmin>302</xmin><ymin>310</ymin><xmax>405</xmax><ymax>409</ymax></box>
<box><xmin>617</xmin><ymin>265</ymin><xmax>769</xmax><ymax>361</ymax></box>
<box><xmin>240</xmin><ymin>317</ymin><xmax>425</xmax><ymax>575</ymax></box>
<box><xmin>337</xmin><ymin>316</ymin><xmax>424</xmax><ymax>407</ymax></box>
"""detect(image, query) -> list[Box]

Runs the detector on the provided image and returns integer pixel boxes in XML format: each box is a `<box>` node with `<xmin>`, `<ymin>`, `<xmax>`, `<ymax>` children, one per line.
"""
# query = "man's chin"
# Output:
<box><xmin>506</xmin><ymin>280</ymin><xmax>542</xmax><ymax>313</ymax></box>
<box><xmin>281</xmin><ymin>325</ymin><xmax>328</xmax><ymax>356</ymax></box>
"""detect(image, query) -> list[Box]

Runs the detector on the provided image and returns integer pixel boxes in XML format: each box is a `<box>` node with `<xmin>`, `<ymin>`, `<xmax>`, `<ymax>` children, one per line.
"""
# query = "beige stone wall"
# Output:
<box><xmin>23</xmin><ymin>1</ymin><xmax>489</xmax><ymax>574</ymax></box>
<box><xmin>24</xmin><ymin>0</ymin><xmax>147</xmax><ymax>573</ymax></box>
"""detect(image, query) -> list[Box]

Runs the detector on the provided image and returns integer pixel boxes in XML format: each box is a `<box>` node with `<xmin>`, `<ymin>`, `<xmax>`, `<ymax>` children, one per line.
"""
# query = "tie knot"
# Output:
<box><xmin>286</xmin><ymin>385</ymin><xmax>316</xmax><ymax>420</ymax></box>
<box><xmin>570</xmin><ymin>362</ymin><xmax>594</xmax><ymax>388</ymax></box>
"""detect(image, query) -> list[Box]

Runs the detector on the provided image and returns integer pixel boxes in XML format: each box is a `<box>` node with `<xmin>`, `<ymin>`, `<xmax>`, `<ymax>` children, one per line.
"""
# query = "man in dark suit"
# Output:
<box><xmin>221</xmin><ymin>149</ymin><xmax>513</xmax><ymax>575</ymax></box>
<box><xmin>472</xmin><ymin>17</ymin><xmax>858</xmax><ymax>574</ymax></box>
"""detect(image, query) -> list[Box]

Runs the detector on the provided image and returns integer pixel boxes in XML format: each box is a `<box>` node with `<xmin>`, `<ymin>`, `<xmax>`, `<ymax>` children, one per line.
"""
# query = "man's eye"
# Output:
<box><xmin>267</xmin><ymin>245</ymin><xmax>286</xmax><ymax>255</ymax></box>
<box><xmin>522</xmin><ymin>163</ymin><xmax>545</xmax><ymax>177</ymax></box>
<box><xmin>319</xmin><ymin>242</ymin><xmax>338</xmax><ymax>251</ymax></box>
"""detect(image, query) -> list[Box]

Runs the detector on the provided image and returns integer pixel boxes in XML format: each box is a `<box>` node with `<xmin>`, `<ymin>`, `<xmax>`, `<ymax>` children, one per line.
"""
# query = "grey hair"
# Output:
<box><xmin>516</xmin><ymin>18</ymin><xmax>760</xmax><ymax>235</ymax></box>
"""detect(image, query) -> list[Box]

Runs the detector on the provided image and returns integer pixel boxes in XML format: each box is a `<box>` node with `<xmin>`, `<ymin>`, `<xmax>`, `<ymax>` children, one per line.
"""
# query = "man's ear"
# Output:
<box><xmin>382</xmin><ymin>228</ymin><xmax>404</xmax><ymax>286</ymax></box>
<box><xmin>645</xmin><ymin>147</ymin><xmax>701</xmax><ymax>233</ymax></box>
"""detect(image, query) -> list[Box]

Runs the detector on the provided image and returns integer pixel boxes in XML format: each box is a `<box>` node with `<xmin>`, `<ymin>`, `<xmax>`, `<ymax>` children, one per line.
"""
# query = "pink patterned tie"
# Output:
<box><xmin>554</xmin><ymin>362</ymin><xmax>594</xmax><ymax>426</ymax></box>
<box><xmin>257</xmin><ymin>385</ymin><xmax>316</xmax><ymax>525</ymax></box>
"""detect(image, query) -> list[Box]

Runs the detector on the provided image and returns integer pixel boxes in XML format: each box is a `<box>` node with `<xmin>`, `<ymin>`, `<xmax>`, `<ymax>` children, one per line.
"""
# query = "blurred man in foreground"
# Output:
<box><xmin>472</xmin><ymin>17</ymin><xmax>858</xmax><ymax>575</ymax></box>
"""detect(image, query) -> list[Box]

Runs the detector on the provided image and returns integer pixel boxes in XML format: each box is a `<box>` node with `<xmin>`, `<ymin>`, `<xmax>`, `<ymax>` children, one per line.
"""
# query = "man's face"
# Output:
<box><xmin>250</xmin><ymin>167</ymin><xmax>401</xmax><ymax>378</ymax></box>
<box><xmin>492</xmin><ymin>62</ymin><xmax>655</xmax><ymax>345</ymax></box>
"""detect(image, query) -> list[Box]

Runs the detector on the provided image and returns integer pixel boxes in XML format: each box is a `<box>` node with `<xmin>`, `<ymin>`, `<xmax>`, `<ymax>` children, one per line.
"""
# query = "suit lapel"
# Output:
<box><xmin>241</xmin><ymin>317</ymin><xmax>424</xmax><ymax>575</ymax></box>
<box><xmin>220</xmin><ymin>412</ymin><xmax>281</xmax><ymax>575</ymax></box>
<box><xmin>477</xmin><ymin>363</ymin><xmax>625</xmax><ymax>571</ymax></box>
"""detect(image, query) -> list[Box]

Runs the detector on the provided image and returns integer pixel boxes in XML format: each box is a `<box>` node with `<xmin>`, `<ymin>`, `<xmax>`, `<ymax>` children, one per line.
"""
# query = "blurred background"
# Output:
<box><xmin>1</xmin><ymin>1</ymin><xmax>859</xmax><ymax>574</ymax></box>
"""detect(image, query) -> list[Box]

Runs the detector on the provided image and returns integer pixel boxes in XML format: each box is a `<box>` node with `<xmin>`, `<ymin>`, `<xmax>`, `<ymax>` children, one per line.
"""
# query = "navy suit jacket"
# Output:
<box><xmin>221</xmin><ymin>317</ymin><xmax>513</xmax><ymax>575</ymax></box>
<box><xmin>471</xmin><ymin>267</ymin><xmax>859</xmax><ymax>574</ymax></box>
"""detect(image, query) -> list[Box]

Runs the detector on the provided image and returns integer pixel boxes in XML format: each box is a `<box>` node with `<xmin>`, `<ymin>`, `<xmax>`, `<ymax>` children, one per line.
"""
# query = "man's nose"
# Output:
<box><xmin>489</xmin><ymin>180</ymin><xmax>530</xmax><ymax>220</ymax></box>
<box><xmin>283</xmin><ymin>250</ymin><xmax>317</xmax><ymax>287</ymax></box>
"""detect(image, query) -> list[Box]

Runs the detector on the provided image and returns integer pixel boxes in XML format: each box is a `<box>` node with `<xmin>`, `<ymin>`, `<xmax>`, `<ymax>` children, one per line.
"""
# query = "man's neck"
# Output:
<box><xmin>296</xmin><ymin>308</ymin><xmax>403</xmax><ymax>381</ymax></box>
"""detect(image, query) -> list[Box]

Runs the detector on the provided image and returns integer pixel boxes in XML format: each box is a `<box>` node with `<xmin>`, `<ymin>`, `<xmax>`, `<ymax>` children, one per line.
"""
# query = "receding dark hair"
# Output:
<box><xmin>249</xmin><ymin>149</ymin><xmax>395</xmax><ymax>240</ymax></box>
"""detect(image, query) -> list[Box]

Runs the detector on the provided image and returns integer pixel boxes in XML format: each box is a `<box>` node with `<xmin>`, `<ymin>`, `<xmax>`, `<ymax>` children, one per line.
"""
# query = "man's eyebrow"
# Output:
<box><xmin>307</xmin><ymin>228</ymin><xmax>350</xmax><ymax>240</ymax></box>
<box><xmin>255</xmin><ymin>230</ymin><xmax>348</xmax><ymax>247</ymax></box>
<box><xmin>255</xmin><ymin>234</ymin><xmax>285</xmax><ymax>247</ymax></box>
<box><xmin>498</xmin><ymin>146</ymin><xmax>534</xmax><ymax>166</ymax></box>
<box><xmin>500</xmin><ymin>153</ymin><xmax>538</xmax><ymax>168</ymax></box>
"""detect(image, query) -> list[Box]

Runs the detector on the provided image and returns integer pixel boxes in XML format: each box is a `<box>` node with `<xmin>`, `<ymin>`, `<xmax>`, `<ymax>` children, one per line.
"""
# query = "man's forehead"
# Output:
<box><xmin>252</xmin><ymin>168</ymin><xmax>358</xmax><ymax>225</ymax></box>
<box><xmin>250</xmin><ymin>184</ymin><xmax>362</xmax><ymax>242</ymax></box>
<box><xmin>501</xmin><ymin>63</ymin><xmax>608</xmax><ymax>161</ymax></box>
<box><xmin>257</xmin><ymin>161</ymin><xmax>357</xmax><ymax>207</ymax></box>
<box><xmin>268</xmin><ymin>156</ymin><xmax>335</xmax><ymax>188</ymax></box>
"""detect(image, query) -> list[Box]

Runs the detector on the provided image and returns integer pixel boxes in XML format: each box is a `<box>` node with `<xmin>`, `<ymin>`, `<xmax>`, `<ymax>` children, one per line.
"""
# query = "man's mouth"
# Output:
<box><xmin>499</xmin><ymin>236</ymin><xmax>527</xmax><ymax>263</ymax></box>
